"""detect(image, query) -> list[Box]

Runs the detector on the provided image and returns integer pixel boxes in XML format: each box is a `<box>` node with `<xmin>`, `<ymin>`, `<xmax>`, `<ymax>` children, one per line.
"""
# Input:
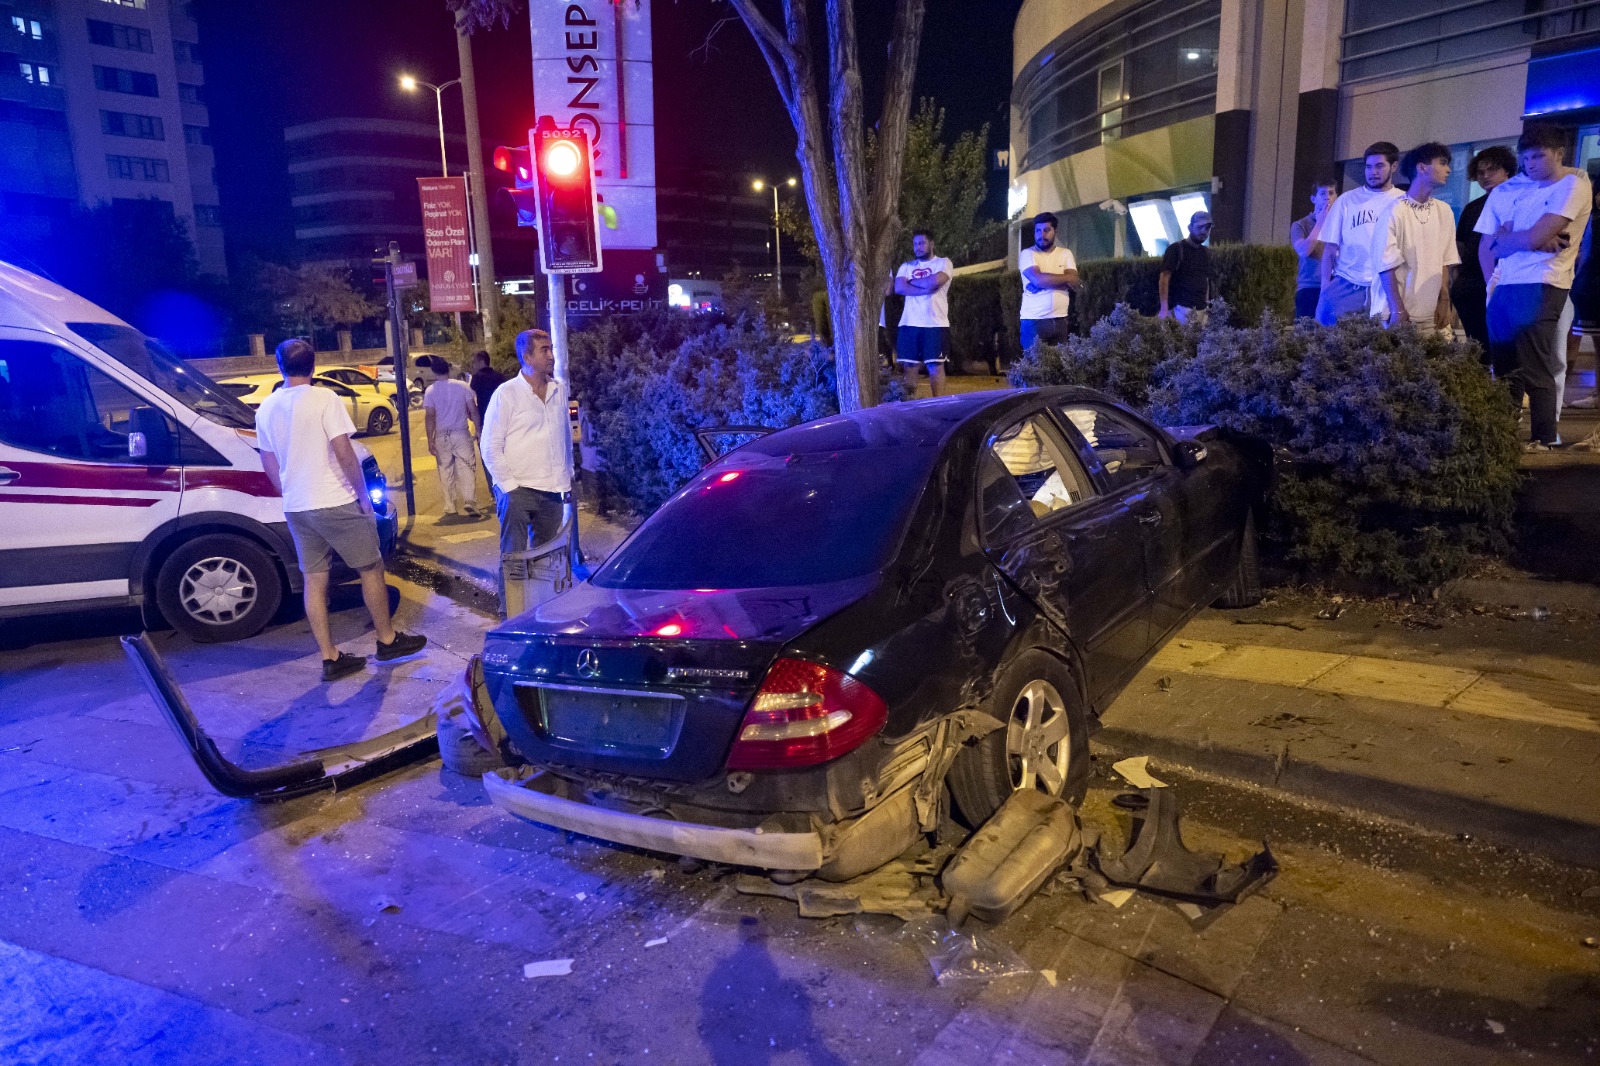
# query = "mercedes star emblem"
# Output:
<box><xmin>576</xmin><ymin>648</ymin><xmax>601</xmax><ymax>678</ymax></box>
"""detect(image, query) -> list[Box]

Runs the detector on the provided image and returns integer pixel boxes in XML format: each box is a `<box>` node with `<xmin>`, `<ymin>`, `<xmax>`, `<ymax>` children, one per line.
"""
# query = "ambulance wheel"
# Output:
<box><xmin>156</xmin><ymin>535</ymin><xmax>284</xmax><ymax>643</ymax></box>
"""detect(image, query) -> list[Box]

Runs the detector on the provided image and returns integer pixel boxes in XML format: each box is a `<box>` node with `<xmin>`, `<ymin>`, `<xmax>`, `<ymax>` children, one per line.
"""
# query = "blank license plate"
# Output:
<box><xmin>534</xmin><ymin>687</ymin><xmax>682</xmax><ymax>758</ymax></box>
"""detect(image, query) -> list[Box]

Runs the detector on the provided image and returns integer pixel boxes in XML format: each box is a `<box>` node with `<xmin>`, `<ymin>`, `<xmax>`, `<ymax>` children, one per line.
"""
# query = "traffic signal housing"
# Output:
<box><xmin>533</xmin><ymin>124</ymin><xmax>601</xmax><ymax>274</ymax></box>
<box><xmin>492</xmin><ymin>145</ymin><xmax>537</xmax><ymax>227</ymax></box>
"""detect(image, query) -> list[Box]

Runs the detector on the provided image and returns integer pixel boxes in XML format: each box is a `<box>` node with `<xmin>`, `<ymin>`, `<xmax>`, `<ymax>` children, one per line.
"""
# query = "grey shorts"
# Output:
<box><xmin>286</xmin><ymin>501</ymin><xmax>382</xmax><ymax>574</ymax></box>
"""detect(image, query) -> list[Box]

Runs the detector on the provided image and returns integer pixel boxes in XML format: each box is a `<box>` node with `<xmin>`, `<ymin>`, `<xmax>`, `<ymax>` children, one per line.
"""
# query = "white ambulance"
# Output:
<box><xmin>0</xmin><ymin>261</ymin><xmax>396</xmax><ymax>641</ymax></box>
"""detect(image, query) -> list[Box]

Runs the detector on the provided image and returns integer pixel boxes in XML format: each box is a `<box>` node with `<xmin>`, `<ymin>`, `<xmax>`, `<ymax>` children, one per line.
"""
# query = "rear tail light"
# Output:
<box><xmin>726</xmin><ymin>657</ymin><xmax>887</xmax><ymax>771</ymax></box>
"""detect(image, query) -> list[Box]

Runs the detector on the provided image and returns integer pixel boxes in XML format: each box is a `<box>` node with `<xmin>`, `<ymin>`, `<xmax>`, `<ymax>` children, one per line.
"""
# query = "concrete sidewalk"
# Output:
<box><xmin>1098</xmin><ymin>591</ymin><xmax>1600</xmax><ymax>870</ymax></box>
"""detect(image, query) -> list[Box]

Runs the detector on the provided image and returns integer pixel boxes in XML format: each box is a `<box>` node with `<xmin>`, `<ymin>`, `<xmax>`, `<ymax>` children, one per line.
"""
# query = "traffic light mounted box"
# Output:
<box><xmin>532</xmin><ymin>122</ymin><xmax>601</xmax><ymax>275</ymax></box>
<box><xmin>492</xmin><ymin>145</ymin><xmax>537</xmax><ymax>228</ymax></box>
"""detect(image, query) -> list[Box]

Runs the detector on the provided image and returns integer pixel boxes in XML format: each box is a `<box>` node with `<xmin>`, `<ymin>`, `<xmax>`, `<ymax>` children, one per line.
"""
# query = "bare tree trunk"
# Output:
<box><xmin>727</xmin><ymin>0</ymin><xmax>927</xmax><ymax>412</ymax></box>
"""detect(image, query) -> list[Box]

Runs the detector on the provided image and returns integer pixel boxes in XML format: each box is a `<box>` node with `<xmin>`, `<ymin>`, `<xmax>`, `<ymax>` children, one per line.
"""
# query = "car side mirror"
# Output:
<box><xmin>128</xmin><ymin>406</ymin><xmax>175</xmax><ymax>465</ymax></box>
<box><xmin>1173</xmin><ymin>440</ymin><xmax>1207</xmax><ymax>469</ymax></box>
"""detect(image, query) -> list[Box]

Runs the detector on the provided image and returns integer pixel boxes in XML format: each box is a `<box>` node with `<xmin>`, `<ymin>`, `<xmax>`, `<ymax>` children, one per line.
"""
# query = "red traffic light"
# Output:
<box><xmin>542</xmin><ymin>139</ymin><xmax>582</xmax><ymax>181</ymax></box>
<box><xmin>493</xmin><ymin>145</ymin><xmax>531</xmax><ymax>184</ymax></box>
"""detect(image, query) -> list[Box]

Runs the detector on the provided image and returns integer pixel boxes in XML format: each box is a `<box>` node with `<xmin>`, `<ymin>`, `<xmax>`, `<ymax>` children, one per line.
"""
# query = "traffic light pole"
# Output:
<box><xmin>543</xmin><ymin>265</ymin><xmax>584</xmax><ymax>575</ymax></box>
<box><xmin>384</xmin><ymin>242</ymin><xmax>417</xmax><ymax>518</ymax></box>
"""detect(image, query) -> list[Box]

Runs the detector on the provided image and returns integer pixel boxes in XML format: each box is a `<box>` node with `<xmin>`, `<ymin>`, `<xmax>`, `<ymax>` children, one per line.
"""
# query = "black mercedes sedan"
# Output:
<box><xmin>478</xmin><ymin>387</ymin><xmax>1270</xmax><ymax>881</ymax></box>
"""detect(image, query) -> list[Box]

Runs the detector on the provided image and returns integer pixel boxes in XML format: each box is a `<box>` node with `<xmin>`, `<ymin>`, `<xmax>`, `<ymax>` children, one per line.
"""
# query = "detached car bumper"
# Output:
<box><xmin>484</xmin><ymin>768</ymin><xmax>827</xmax><ymax>870</ymax></box>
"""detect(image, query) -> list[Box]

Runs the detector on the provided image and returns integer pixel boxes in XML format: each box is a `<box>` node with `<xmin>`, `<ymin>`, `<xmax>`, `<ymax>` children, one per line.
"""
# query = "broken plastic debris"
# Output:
<box><xmin>1315</xmin><ymin>605</ymin><xmax>1344</xmax><ymax>620</ymax></box>
<box><xmin>1040</xmin><ymin>969</ymin><xmax>1058</xmax><ymax>987</ymax></box>
<box><xmin>1175</xmin><ymin>902</ymin><xmax>1205</xmax><ymax>921</ymax></box>
<box><xmin>1583</xmin><ymin>937</ymin><xmax>1598</xmax><ymax>949</ymax></box>
<box><xmin>1094</xmin><ymin>787</ymin><xmax>1278</xmax><ymax>906</ymax></box>
<box><xmin>1487</xmin><ymin>1020</ymin><xmax>1505</xmax><ymax>1035</ymax></box>
<box><xmin>374</xmin><ymin>898</ymin><xmax>402</xmax><ymax>915</ymax></box>
<box><xmin>523</xmin><ymin>959</ymin><xmax>574</xmax><ymax>979</ymax></box>
<box><xmin>644</xmin><ymin>937</ymin><xmax>668</xmax><ymax>948</ymax></box>
<box><xmin>898</xmin><ymin>918</ymin><xmax>1032</xmax><ymax>985</ymax></box>
<box><xmin>1111</xmin><ymin>755</ymin><xmax>1167</xmax><ymax>789</ymax></box>
<box><xmin>1099</xmin><ymin>889</ymin><xmax>1136</xmax><ymax>908</ymax></box>
<box><xmin>575</xmin><ymin>892</ymin><xmax>587</xmax><ymax>901</ymax></box>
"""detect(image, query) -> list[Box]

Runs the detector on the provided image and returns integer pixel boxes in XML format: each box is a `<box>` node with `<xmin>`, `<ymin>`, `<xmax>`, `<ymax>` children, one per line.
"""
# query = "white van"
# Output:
<box><xmin>0</xmin><ymin>261</ymin><xmax>397</xmax><ymax>641</ymax></box>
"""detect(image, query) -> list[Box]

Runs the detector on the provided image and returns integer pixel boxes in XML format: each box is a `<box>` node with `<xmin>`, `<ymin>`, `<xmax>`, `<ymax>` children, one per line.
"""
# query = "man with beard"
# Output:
<box><xmin>1018</xmin><ymin>212</ymin><xmax>1081</xmax><ymax>349</ymax></box>
<box><xmin>1315</xmin><ymin>142</ymin><xmax>1405</xmax><ymax>325</ymax></box>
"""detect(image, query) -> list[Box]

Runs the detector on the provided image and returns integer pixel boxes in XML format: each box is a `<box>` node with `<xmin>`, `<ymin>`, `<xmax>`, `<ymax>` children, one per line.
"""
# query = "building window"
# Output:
<box><xmin>101</xmin><ymin>110</ymin><xmax>164</xmax><ymax>139</ymax></box>
<box><xmin>1343</xmin><ymin>0</ymin><xmax>1600</xmax><ymax>82</ymax></box>
<box><xmin>194</xmin><ymin>204</ymin><xmax>221</xmax><ymax>226</ymax></box>
<box><xmin>1018</xmin><ymin>0</ymin><xmax>1221</xmax><ymax>172</ymax></box>
<box><xmin>18</xmin><ymin>62</ymin><xmax>55</xmax><ymax>86</ymax></box>
<box><xmin>177</xmin><ymin>82</ymin><xmax>203</xmax><ymax>104</ymax></box>
<box><xmin>93</xmin><ymin>65</ymin><xmax>158</xmax><ymax>96</ymax></box>
<box><xmin>174</xmin><ymin>40</ymin><xmax>199</xmax><ymax>63</ymax></box>
<box><xmin>107</xmin><ymin>154</ymin><xmax>169</xmax><ymax>182</ymax></box>
<box><xmin>95</xmin><ymin>0</ymin><xmax>147</xmax><ymax>9</ymax></box>
<box><xmin>87</xmin><ymin>19</ymin><xmax>153</xmax><ymax>52</ymax></box>
<box><xmin>183</xmin><ymin>123</ymin><xmax>210</xmax><ymax>145</ymax></box>
<box><xmin>11</xmin><ymin>16</ymin><xmax>44</xmax><ymax>40</ymax></box>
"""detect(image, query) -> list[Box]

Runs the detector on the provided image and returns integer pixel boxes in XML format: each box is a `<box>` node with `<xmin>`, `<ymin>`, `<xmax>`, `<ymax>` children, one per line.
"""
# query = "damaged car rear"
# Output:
<box><xmin>476</xmin><ymin>387</ymin><xmax>1270</xmax><ymax>881</ymax></box>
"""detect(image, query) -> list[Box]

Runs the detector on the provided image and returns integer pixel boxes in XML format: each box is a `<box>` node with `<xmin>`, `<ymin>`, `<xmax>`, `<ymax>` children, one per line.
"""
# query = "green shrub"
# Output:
<box><xmin>1009</xmin><ymin>304</ymin><xmax>1521</xmax><ymax>591</ymax></box>
<box><xmin>569</xmin><ymin>315</ymin><xmax>840</xmax><ymax>513</ymax></box>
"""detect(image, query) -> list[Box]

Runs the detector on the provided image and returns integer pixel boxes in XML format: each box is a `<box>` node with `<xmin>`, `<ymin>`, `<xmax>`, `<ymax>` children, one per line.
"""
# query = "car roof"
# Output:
<box><xmin>0</xmin><ymin>259</ymin><xmax>128</xmax><ymax>335</ymax></box>
<box><xmin>735</xmin><ymin>387</ymin><xmax>1102</xmax><ymax>458</ymax></box>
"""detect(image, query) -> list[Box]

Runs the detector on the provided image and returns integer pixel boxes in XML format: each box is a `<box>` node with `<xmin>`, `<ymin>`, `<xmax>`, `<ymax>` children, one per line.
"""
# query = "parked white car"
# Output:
<box><xmin>218</xmin><ymin>373</ymin><xmax>399</xmax><ymax>436</ymax></box>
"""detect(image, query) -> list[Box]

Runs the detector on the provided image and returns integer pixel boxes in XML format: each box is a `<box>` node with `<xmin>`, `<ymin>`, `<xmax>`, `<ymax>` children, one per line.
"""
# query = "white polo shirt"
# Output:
<box><xmin>481</xmin><ymin>374</ymin><xmax>572</xmax><ymax>494</ymax></box>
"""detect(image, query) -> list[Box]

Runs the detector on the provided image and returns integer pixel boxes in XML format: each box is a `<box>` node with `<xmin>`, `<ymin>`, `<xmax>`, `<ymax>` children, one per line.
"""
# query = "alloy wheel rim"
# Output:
<box><xmin>1005</xmin><ymin>679</ymin><xmax>1071</xmax><ymax>795</ymax></box>
<box><xmin>179</xmin><ymin>556</ymin><xmax>258</xmax><ymax>625</ymax></box>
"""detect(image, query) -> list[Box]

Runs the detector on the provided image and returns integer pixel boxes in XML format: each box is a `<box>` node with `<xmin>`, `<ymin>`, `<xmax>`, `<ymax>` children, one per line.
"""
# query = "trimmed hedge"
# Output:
<box><xmin>948</xmin><ymin>243</ymin><xmax>1299</xmax><ymax>366</ymax></box>
<box><xmin>568</xmin><ymin>314</ymin><xmax>840</xmax><ymax>513</ymax></box>
<box><xmin>1010</xmin><ymin>304</ymin><xmax>1521</xmax><ymax>591</ymax></box>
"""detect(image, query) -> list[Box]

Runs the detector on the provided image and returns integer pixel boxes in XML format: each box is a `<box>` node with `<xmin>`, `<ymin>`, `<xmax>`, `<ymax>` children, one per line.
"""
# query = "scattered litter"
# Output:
<box><xmin>1506</xmin><ymin>606</ymin><xmax>1550</xmax><ymax>621</ymax></box>
<box><xmin>646</xmin><ymin>868</ymin><xmax>666</xmax><ymax>880</ymax></box>
<box><xmin>898</xmin><ymin>918</ymin><xmax>1033</xmax><ymax>985</ymax></box>
<box><xmin>1093</xmin><ymin>787</ymin><xmax>1277</xmax><ymax>906</ymax></box>
<box><xmin>1155</xmin><ymin>675</ymin><xmax>1174</xmax><ymax>692</ymax></box>
<box><xmin>523</xmin><ymin>959</ymin><xmax>574</xmax><ymax>979</ymax></box>
<box><xmin>1315</xmin><ymin>605</ymin><xmax>1344</xmax><ymax>620</ymax></box>
<box><xmin>1486</xmin><ymin>1020</ymin><xmax>1505</xmax><ymax>1035</ymax></box>
<box><xmin>1111</xmin><ymin>755</ymin><xmax>1167</xmax><ymax>789</ymax></box>
<box><xmin>1583</xmin><ymin>937</ymin><xmax>1598</xmax><ymax>949</ymax></box>
<box><xmin>1580</xmin><ymin>886</ymin><xmax>1600</xmax><ymax>899</ymax></box>
<box><xmin>1040</xmin><ymin>969</ymin><xmax>1058</xmax><ymax>987</ymax></box>
<box><xmin>1234</xmin><ymin>617</ymin><xmax>1310</xmax><ymax>631</ymax></box>
<box><xmin>1251</xmin><ymin>711</ymin><xmax>1332</xmax><ymax>730</ymax></box>
<box><xmin>1099</xmin><ymin>889</ymin><xmax>1135</xmax><ymax>908</ymax></box>
<box><xmin>644</xmin><ymin>937</ymin><xmax>668</xmax><ymax>948</ymax></box>
<box><xmin>1178</xmin><ymin>641</ymin><xmax>1193</xmax><ymax>648</ymax></box>
<box><xmin>575</xmin><ymin>892</ymin><xmax>587</xmax><ymax>901</ymax></box>
<box><xmin>1401</xmin><ymin>617</ymin><xmax>1444</xmax><ymax>631</ymax></box>
<box><xmin>374</xmin><ymin>898</ymin><xmax>402</xmax><ymax>915</ymax></box>
<box><xmin>1174</xmin><ymin>902</ymin><xmax>1206</xmax><ymax>921</ymax></box>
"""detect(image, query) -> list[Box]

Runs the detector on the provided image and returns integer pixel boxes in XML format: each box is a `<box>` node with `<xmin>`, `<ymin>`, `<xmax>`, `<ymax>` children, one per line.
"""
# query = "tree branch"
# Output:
<box><xmin>866</xmin><ymin>0</ymin><xmax>927</xmax><ymax>268</ymax></box>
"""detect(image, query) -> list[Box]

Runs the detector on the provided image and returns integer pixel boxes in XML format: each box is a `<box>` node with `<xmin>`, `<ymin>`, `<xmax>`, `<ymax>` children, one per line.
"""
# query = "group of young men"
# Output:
<box><xmin>1291</xmin><ymin>124</ymin><xmax>1595</xmax><ymax>449</ymax></box>
<box><xmin>255</xmin><ymin>329</ymin><xmax>572</xmax><ymax>682</ymax></box>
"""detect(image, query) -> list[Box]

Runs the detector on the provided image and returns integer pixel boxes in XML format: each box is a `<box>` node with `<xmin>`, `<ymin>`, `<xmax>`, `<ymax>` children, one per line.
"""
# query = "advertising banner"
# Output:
<box><xmin>564</xmin><ymin>249</ymin><xmax>668</xmax><ymax>317</ymax></box>
<box><xmin>416</xmin><ymin>177</ymin><xmax>475</xmax><ymax>312</ymax></box>
<box><xmin>529</xmin><ymin>0</ymin><xmax>656</xmax><ymax>250</ymax></box>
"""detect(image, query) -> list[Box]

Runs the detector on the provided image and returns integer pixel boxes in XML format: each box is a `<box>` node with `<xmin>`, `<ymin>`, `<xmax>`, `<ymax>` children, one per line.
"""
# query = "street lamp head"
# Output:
<box><xmin>786</xmin><ymin>178</ymin><xmax>797</xmax><ymax>187</ymax></box>
<box><xmin>399</xmin><ymin>74</ymin><xmax>418</xmax><ymax>92</ymax></box>
<box><xmin>752</xmin><ymin>179</ymin><xmax>765</xmax><ymax>192</ymax></box>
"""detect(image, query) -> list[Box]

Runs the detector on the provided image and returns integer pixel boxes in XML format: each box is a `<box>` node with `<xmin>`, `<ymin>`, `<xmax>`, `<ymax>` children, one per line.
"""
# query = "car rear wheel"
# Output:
<box><xmin>1214</xmin><ymin>511</ymin><xmax>1263</xmax><ymax>608</ymax></box>
<box><xmin>366</xmin><ymin>406</ymin><xmax>394</xmax><ymax>435</ymax></box>
<box><xmin>948</xmin><ymin>649</ymin><xmax>1089</xmax><ymax>826</ymax></box>
<box><xmin>155</xmin><ymin>535</ymin><xmax>284</xmax><ymax>643</ymax></box>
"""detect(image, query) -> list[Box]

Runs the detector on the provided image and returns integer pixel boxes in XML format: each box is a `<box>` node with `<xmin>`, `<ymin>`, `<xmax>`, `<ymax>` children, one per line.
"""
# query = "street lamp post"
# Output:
<box><xmin>752</xmin><ymin>177</ymin><xmax>797</xmax><ymax>298</ymax></box>
<box><xmin>399</xmin><ymin>73</ymin><xmax>459</xmax><ymax>177</ymax></box>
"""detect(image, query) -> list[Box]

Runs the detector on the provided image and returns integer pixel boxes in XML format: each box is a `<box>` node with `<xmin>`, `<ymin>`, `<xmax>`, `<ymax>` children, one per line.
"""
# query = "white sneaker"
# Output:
<box><xmin>1565</xmin><ymin>394</ymin><xmax>1597</xmax><ymax>409</ymax></box>
<box><xmin>1572</xmin><ymin>430</ymin><xmax>1600</xmax><ymax>452</ymax></box>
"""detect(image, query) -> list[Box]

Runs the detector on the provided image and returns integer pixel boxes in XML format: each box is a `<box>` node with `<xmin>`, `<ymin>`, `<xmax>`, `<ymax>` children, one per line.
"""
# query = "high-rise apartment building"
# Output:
<box><xmin>0</xmin><ymin>0</ymin><xmax>224</xmax><ymax>275</ymax></box>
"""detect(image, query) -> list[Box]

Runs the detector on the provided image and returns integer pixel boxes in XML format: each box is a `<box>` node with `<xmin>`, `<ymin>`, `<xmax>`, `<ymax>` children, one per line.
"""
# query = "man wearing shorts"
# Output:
<box><xmin>256</xmin><ymin>339</ymin><xmax>427</xmax><ymax>682</ymax></box>
<box><xmin>894</xmin><ymin>230</ymin><xmax>953</xmax><ymax>397</ymax></box>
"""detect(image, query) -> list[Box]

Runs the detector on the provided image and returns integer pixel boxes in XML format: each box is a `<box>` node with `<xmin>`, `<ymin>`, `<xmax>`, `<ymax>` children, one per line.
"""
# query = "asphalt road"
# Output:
<box><xmin>2</xmin><ymin>571</ymin><xmax>1597</xmax><ymax>1065</ymax></box>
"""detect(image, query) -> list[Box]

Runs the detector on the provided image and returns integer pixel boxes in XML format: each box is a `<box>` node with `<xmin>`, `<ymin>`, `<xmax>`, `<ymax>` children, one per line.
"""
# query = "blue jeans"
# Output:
<box><xmin>1314</xmin><ymin>275</ymin><xmax>1370</xmax><ymax>326</ymax></box>
<box><xmin>1487</xmin><ymin>283</ymin><xmax>1567</xmax><ymax>444</ymax></box>
<box><xmin>1294</xmin><ymin>287</ymin><xmax>1320</xmax><ymax>320</ymax></box>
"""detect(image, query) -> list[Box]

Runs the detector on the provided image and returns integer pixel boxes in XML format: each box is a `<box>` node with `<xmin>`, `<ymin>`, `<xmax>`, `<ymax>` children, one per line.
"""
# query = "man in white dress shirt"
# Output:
<box><xmin>481</xmin><ymin>329</ymin><xmax>572</xmax><ymax>564</ymax></box>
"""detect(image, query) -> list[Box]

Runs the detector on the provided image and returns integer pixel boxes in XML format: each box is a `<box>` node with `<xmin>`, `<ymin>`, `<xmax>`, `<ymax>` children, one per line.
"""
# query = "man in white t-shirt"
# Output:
<box><xmin>1315</xmin><ymin>141</ymin><xmax>1405</xmax><ymax>326</ymax></box>
<box><xmin>1018</xmin><ymin>211</ymin><xmax>1080</xmax><ymax>349</ymax></box>
<box><xmin>422</xmin><ymin>355</ymin><xmax>482</xmax><ymax>521</ymax></box>
<box><xmin>1477</xmin><ymin>124</ymin><xmax>1595</xmax><ymax>449</ymax></box>
<box><xmin>894</xmin><ymin>230</ymin><xmax>953</xmax><ymax>397</ymax></box>
<box><xmin>1372</xmin><ymin>142</ymin><xmax>1461</xmax><ymax>335</ymax></box>
<box><xmin>255</xmin><ymin>339</ymin><xmax>426</xmax><ymax>682</ymax></box>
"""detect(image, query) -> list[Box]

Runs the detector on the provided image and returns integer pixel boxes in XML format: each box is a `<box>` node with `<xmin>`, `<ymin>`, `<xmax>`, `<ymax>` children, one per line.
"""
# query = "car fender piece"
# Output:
<box><xmin>120</xmin><ymin>633</ymin><xmax>438</xmax><ymax>801</ymax></box>
<box><xmin>484</xmin><ymin>767</ymin><xmax>826</xmax><ymax>871</ymax></box>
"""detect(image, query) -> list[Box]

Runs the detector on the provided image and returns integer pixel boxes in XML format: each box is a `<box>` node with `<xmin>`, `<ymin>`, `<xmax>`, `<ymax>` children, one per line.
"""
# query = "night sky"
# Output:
<box><xmin>194</xmin><ymin>0</ymin><xmax>1023</xmax><ymax>268</ymax></box>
